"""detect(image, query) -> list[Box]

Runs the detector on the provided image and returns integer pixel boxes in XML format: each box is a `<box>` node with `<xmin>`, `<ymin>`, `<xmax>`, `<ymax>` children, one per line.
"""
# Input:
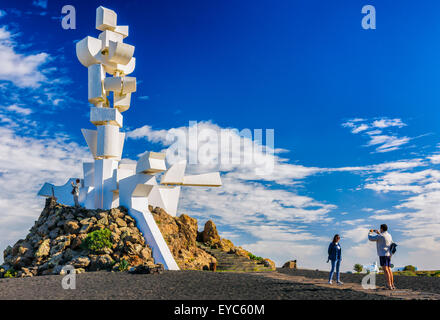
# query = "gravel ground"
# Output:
<box><xmin>0</xmin><ymin>270</ymin><xmax>392</xmax><ymax>300</ymax></box>
<box><xmin>278</xmin><ymin>269</ymin><xmax>440</xmax><ymax>295</ymax></box>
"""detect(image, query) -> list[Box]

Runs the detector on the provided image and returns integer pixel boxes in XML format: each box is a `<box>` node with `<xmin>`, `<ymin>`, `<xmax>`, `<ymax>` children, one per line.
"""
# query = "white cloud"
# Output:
<box><xmin>0</xmin><ymin>126</ymin><xmax>91</xmax><ymax>263</ymax></box>
<box><xmin>369</xmin><ymin>213</ymin><xmax>407</xmax><ymax>220</ymax></box>
<box><xmin>342</xmin><ymin>118</ymin><xmax>410</xmax><ymax>153</ymax></box>
<box><xmin>0</xmin><ymin>27</ymin><xmax>49</xmax><ymax>88</ymax></box>
<box><xmin>428</xmin><ymin>154</ymin><xmax>440</xmax><ymax>164</ymax></box>
<box><xmin>343</xmin><ymin>226</ymin><xmax>370</xmax><ymax>243</ymax></box>
<box><xmin>3</xmin><ymin>104</ymin><xmax>33</xmax><ymax>115</ymax></box>
<box><xmin>367</xmin><ymin>135</ymin><xmax>410</xmax><ymax>153</ymax></box>
<box><xmin>372</xmin><ymin>118</ymin><xmax>406</xmax><ymax>129</ymax></box>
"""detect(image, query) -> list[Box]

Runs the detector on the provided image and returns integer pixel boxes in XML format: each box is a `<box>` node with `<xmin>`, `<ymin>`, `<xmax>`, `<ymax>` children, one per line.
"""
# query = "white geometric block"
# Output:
<box><xmin>122</xmin><ymin>77</ymin><xmax>136</xmax><ymax>94</ymax></box>
<box><xmin>136</xmin><ymin>152</ymin><xmax>167</xmax><ymax>174</ymax></box>
<box><xmin>182</xmin><ymin>172</ymin><xmax>222</xmax><ymax>187</ymax></box>
<box><xmin>117</xmin><ymin>166</ymin><xmax>135</xmax><ymax>181</ymax></box>
<box><xmin>103</xmin><ymin>58</ymin><xmax>136</xmax><ymax>76</ymax></box>
<box><xmin>99</xmin><ymin>30</ymin><xmax>123</xmax><ymax>50</ymax></box>
<box><xmin>119</xmin><ymin>57</ymin><xmax>136</xmax><ymax>75</ymax></box>
<box><xmin>97</xmin><ymin>124</ymin><xmax>123</xmax><ymax>159</ymax></box>
<box><xmin>104</xmin><ymin>76</ymin><xmax>136</xmax><ymax>94</ymax></box>
<box><xmin>96</xmin><ymin>6</ymin><xmax>117</xmax><ymax>31</ymax></box>
<box><xmin>81</xmin><ymin>129</ymin><xmax>98</xmax><ymax>159</ymax></box>
<box><xmin>76</xmin><ymin>36</ymin><xmax>102</xmax><ymax>67</ymax></box>
<box><xmin>88</xmin><ymin>64</ymin><xmax>106</xmax><ymax>104</ymax></box>
<box><xmin>83</xmin><ymin>162</ymin><xmax>95</xmax><ymax>187</ymax></box>
<box><xmin>114</xmin><ymin>92</ymin><xmax>131</xmax><ymax>112</ymax></box>
<box><xmin>90</xmin><ymin>107</ymin><xmax>123</xmax><ymax>127</ymax></box>
<box><xmin>103</xmin><ymin>77</ymin><xmax>123</xmax><ymax>92</ymax></box>
<box><xmin>108</xmin><ymin>41</ymin><xmax>135</xmax><ymax>65</ymax></box>
<box><xmin>160</xmin><ymin>160</ymin><xmax>187</xmax><ymax>185</ymax></box>
<box><xmin>114</xmin><ymin>25</ymin><xmax>129</xmax><ymax>38</ymax></box>
<box><xmin>118</xmin><ymin>162</ymin><xmax>137</xmax><ymax>172</ymax></box>
<box><xmin>93</xmin><ymin>159</ymin><xmax>118</xmax><ymax>209</ymax></box>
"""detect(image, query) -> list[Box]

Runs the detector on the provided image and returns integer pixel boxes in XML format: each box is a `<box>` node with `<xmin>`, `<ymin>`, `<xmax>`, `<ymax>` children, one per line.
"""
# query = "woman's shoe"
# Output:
<box><xmin>328</xmin><ymin>280</ymin><xmax>332</xmax><ymax>284</ymax></box>
<box><xmin>337</xmin><ymin>281</ymin><xmax>344</xmax><ymax>285</ymax></box>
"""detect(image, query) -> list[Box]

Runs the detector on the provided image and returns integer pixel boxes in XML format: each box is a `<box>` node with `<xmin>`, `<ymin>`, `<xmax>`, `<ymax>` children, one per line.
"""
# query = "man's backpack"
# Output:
<box><xmin>390</xmin><ymin>242</ymin><xmax>397</xmax><ymax>255</ymax></box>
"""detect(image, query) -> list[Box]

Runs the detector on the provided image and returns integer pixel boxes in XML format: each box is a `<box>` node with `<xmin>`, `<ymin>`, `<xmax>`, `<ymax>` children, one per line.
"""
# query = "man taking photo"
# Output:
<box><xmin>368</xmin><ymin>224</ymin><xmax>395</xmax><ymax>290</ymax></box>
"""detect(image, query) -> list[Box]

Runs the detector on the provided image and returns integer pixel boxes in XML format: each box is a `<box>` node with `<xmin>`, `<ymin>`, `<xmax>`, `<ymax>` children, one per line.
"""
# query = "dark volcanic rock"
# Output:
<box><xmin>1</xmin><ymin>200</ymin><xmax>159</xmax><ymax>277</ymax></box>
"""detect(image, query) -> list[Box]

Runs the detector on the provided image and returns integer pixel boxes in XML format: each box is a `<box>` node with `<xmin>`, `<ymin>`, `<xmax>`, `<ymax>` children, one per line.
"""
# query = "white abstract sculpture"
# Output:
<box><xmin>38</xmin><ymin>6</ymin><xmax>222</xmax><ymax>271</ymax></box>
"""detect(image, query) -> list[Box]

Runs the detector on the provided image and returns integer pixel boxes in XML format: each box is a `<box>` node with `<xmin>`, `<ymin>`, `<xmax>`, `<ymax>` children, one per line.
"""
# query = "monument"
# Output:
<box><xmin>38</xmin><ymin>6</ymin><xmax>222</xmax><ymax>270</ymax></box>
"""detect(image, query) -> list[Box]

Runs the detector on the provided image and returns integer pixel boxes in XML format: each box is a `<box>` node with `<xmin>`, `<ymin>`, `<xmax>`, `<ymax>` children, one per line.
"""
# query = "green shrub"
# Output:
<box><xmin>353</xmin><ymin>264</ymin><xmax>363</xmax><ymax>273</ymax></box>
<box><xmin>248</xmin><ymin>253</ymin><xmax>264</xmax><ymax>262</ymax></box>
<box><xmin>403</xmin><ymin>265</ymin><xmax>417</xmax><ymax>272</ymax></box>
<box><xmin>118</xmin><ymin>259</ymin><xmax>129</xmax><ymax>272</ymax></box>
<box><xmin>4</xmin><ymin>269</ymin><xmax>17</xmax><ymax>278</ymax></box>
<box><xmin>83</xmin><ymin>229</ymin><xmax>112</xmax><ymax>252</ymax></box>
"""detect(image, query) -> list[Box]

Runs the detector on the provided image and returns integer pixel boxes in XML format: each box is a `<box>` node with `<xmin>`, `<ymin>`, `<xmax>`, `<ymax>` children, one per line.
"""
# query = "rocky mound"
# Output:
<box><xmin>1</xmin><ymin>198</ymin><xmax>159</xmax><ymax>278</ymax></box>
<box><xmin>1</xmin><ymin>198</ymin><xmax>275</xmax><ymax>278</ymax></box>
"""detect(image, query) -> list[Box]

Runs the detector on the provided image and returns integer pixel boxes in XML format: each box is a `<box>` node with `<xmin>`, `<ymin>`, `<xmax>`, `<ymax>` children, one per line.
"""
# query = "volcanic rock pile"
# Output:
<box><xmin>1</xmin><ymin>198</ymin><xmax>159</xmax><ymax>277</ymax></box>
<box><xmin>1</xmin><ymin>198</ymin><xmax>275</xmax><ymax>278</ymax></box>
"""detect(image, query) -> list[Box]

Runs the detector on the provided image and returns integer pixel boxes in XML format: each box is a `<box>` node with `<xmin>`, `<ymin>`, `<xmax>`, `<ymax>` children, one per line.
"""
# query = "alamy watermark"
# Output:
<box><xmin>61</xmin><ymin>265</ymin><xmax>76</xmax><ymax>289</ymax></box>
<box><xmin>361</xmin><ymin>5</ymin><xmax>376</xmax><ymax>30</ymax></box>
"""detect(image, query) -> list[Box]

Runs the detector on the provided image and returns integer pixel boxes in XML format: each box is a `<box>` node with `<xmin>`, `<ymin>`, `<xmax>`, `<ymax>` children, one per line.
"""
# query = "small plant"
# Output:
<box><xmin>4</xmin><ymin>269</ymin><xmax>17</xmax><ymax>278</ymax></box>
<box><xmin>248</xmin><ymin>253</ymin><xmax>264</xmax><ymax>262</ymax></box>
<box><xmin>118</xmin><ymin>259</ymin><xmax>129</xmax><ymax>271</ymax></box>
<box><xmin>353</xmin><ymin>264</ymin><xmax>363</xmax><ymax>273</ymax></box>
<box><xmin>82</xmin><ymin>229</ymin><xmax>112</xmax><ymax>252</ymax></box>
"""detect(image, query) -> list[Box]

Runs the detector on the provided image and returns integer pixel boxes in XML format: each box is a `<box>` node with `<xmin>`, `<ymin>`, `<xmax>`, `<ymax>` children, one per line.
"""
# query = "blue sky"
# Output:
<box><xmin>1</xmin><ymin>0</ymin><xmax>440</xmax><ymax>271</ymax></box>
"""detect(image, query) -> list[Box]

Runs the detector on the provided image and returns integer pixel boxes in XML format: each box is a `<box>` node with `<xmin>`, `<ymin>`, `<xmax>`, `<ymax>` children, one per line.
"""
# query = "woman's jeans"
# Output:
<box><xmin>329</xmin><ymin>259</ymin><xmax>341</xmax><ymax>282</ymax></box>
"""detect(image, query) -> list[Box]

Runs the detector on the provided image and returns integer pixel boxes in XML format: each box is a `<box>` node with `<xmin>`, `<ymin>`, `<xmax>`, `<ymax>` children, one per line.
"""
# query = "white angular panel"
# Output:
<box><xmin>76</xmin><ymin>36</ymin><xmax>102</xmax><ymax>67</ymax></box>
<box><xmin>81</xmin><ymin>129</ymin><xmax>98</xmax><ymax>159</ymax></box>
<box><xmin>114</xmin><ymin>25</ymin><xmax>129</xmax><ymax>38</ymax></box>
<box><xmin>182</xmin><ymin>172</ymin><xmax>222</xmax><ymax>187</ymax></box>
<box><xmin>38</xmin><ymin>178</ymin><xmax>82</xmax><ymax>206</ymax></box>
<box><xmin>136</xmin><ymin>152</ymin><xmax>167</xmax><ymax>174</ymax></box>
<box><xmin>96</xmin><ymin>6</ymin><xmax>117</xmax><ymax>31</ymax></box>
<box><xmin>114</xmin><ymin>92</ymin><xmax>131</xmax><ymax>112</ymax></box>
<box><xmin>99</xmin><ymin>30</ymin><xmax>123</xmax><ymax>49</ymax></box>
<box><xmin>88</xmin><ymin>64</ymin><xmax>106</xmax><ymax>104</ymax></box>
<box><xmin>118</xmin><ymin>132</ymin><xmax>125</xmax><ymax>160</ymax></box>
<box><xmin>83</xmin><ymin>162</ymin><xmax>94</xmax><ymax>187</ymax></box>
<box><xmin>160</xmin><ymin>160</ymin><xmax>187</xmax><ymax>185</ymax></box>
<box><xmin>90</xmin><ymin>106</ymin><xmax>123</xmax><ymax>127</ymax></box>
<box><xmin>108</xmin><ymin>41</ymin><xmax>135</xmax><ymax>65</ymax></box>
<box><xmin>97</xmin><ymin>124</ymin><xmax>122</xmax><ymax>158</ymax></box>
<box><xmin>158</xmin><ymin>186</ymin><xmax>181</xmax><ymax>216</ymax></box>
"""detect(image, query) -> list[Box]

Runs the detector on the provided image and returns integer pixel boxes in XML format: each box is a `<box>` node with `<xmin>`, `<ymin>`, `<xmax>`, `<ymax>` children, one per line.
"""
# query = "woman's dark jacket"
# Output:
<box><xmin>328</xmin><ymin>242</ymin><xmax>342</xmax><ymax>261</ymax></box>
